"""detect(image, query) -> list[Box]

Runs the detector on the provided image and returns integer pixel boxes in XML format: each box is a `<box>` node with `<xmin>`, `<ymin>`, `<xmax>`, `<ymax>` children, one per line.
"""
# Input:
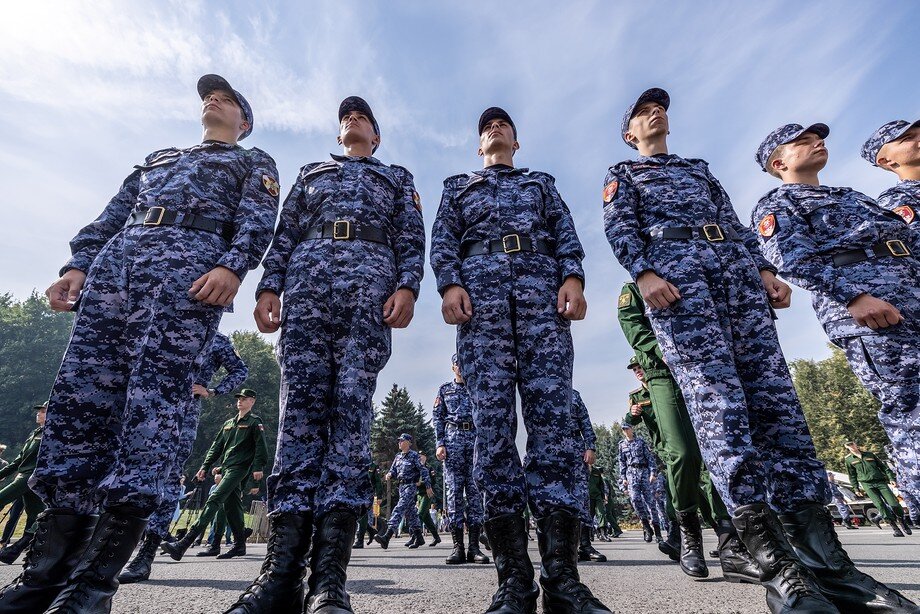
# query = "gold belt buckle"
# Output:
<box><xmin>502</xmin><ymin>233</ymin><xmax>521</xmax><ymax>253</ymax></box>
<box><xmin>333</xmin><ymin>220</ymin><xmax>351</xmax><ymax>240</ymax></box>
<box><xmin>702</xmin><ymin>224</ymin><xmax>724</xmax><ymax>242</ymax></box>
<box><xmin>144</xmin><ymin>207</ymin><xmax>166</xmax><ymax>226</ymax></box>
<box><xmin>886</xmin><ymin>239</ymin><xmax>910</xmax><ymax>257</ymax></box>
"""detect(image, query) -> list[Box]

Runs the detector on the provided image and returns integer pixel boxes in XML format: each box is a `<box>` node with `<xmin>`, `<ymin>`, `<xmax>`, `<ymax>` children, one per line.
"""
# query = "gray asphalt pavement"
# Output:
<box><xmin>0</xmin><ymin>527</ymin><xmax>916</xmax><ymax>613</ymax></box>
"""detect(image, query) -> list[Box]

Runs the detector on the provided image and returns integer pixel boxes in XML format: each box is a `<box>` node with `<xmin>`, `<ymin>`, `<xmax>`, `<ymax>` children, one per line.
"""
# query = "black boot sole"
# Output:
<box><xmin>722</xmin><ymin>571</ymin><xmax>761</xmax><ymax>584</ymax></box>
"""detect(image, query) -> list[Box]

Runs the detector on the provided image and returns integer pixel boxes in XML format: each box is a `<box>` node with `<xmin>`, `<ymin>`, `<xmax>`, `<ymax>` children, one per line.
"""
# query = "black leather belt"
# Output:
<box><xmin>447</xmin><ymin>421</ymin><xmax>474</xmax><ymax>431</ymax></box>
<box><xmin>302</xmin><ymin>220</ymin><xmax>389</xmax><ymax>246</ymax></box>
<box><xmin>462</xmin><ymin>234</ymin><xmax>553</xmax><ymax>258</ymax></box>
<box><xmin>649</xmin><ymin>224</ymin><xmax>740</xmax><ymax>242</ymax></box>
<box><xmin>832</xmin><ymin>240</ymin><xmax>912</xmax><ymax>267</ymax></box>
<box><xmin>126</xmin><ymin>207</ymin><xmax>234</xmax><ymax>241</ymax></box>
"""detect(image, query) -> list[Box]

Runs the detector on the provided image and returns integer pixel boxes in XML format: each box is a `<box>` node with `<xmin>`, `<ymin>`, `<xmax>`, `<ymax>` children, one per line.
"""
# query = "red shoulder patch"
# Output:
<box><xmin>894</xmin><ymin>205</ymin><xmax>916</xmax><ymax>224</ymax></box>
<box><xmin>262</xmin><ymin>174</ymin><xmax>280</xmax><ymax>197</ymax></box>
<box><xmin>758</xmin><ymin>214</ymin><xmax>776</xmax><ymax>238</ymax></box>
<box><xmin>603</xmin><ymin>180</ymin><xmax>619</xmax><ymax>203</ymax></box>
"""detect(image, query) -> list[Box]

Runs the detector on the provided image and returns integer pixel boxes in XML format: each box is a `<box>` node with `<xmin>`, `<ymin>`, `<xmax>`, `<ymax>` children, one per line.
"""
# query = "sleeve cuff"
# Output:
<box><xmin>560</xmin><ymin>258</ymin><xmax>585</xmax><ymax>287</ymax></box>
<box><xmin>628</xmin><ymin>259</ymin><xmax>656</xmax><ymax>280</ymax></box>
<box><xmin>256</xmin><ymin>274</ymin><xmax>282</xmax><ymax>299</ymax></box>
<box><xmin>60</xmin><ymin>255</ymin><xmax>93</xmax><ymax>278</ymax></box>
<box><xmin>216</xmin><ymin>250</ymin><xmax>249</xmax><ymax>282</ymax></box>
<box><xmin>397</xmin><ymin>274</ymin><xmax>421</xmax><ymax>299</ymax></box>
<box><xmin>436</xmin><ymin>272</ymin><xmax>464</xmax><ymax>296</ymax></box>
<box><xmin>834</xmin><ymin>280</ymin><xmax>865</xmax><ymax>306</ymax></box>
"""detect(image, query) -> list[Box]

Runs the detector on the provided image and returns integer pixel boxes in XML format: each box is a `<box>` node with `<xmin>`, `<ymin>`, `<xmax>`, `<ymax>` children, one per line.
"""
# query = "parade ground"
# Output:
<box><xmin>1</xmin><ymin>528</ymin><xmax>912</xmax><ymax>614</ymax></box>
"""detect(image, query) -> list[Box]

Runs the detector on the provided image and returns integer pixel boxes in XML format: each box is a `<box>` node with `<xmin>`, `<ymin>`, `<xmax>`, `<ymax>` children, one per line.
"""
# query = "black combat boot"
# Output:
<box><xmin>44</xmin><ymin>506</ymin><xmax>148</xmax><ymax>614</ymax></box>
<box><xmin>675</xmin><ymin>511</ymin><xmax>708</xmax><ymax>579</ymax></box>
<box><xmin>0</xmin><ymin>509</ymin><xmax>98</xmax><ymax>613</ymax></box>
<box><xmin>780</xmin><ymin>504</ymin><xmax>920</xmax><ymax>613</ymax></box>
<box><xmin>197</xmin><ymin>540</ymin><xmax>221</xmax><ymax>557</ymax></box>
<box><xmin>658</xmin><ymin>520</ymin><xmax>680</xmax><ymax>562</ymax></box>
<box><xmin>446</xmin><ymin>528</ymin><xmax>466</xmax><ymax>565</ymax></box>
<box><xmin>640</xmin><ymin>518</ymin><xmax>653</xmax><ymax>543</ymax></box>
<box><xmin>890</xmin><ymin>519</ymin><xmax>905</xmax><ymax>537</ymax></box>
<box><xmin>117</xmin><ymin>532</ymin><xmax>162</xmax><ymax>584</ymax></box>
<box><xmin>407</xmin><ymin>528</ymin><xmax>425</xmax><ymax>549</ymax></box>
<box><xmin>713</xmin><ymin>519</ymin><xmax>759</xmax><ymax>584</ymax></box>
<box><xmin>467</xmin><ymin>526</ymin><xmax>490</xmax><ymax>564</ymax></box>
<box><xmin>161</xmin><ymin>524</ymin><xmax>204</xmax><ymax>561</ymax></box>
<box><xmin>217</xmin><ymin>527</ymin><xmax>247</xmax><ymax>560</ymax></box>
<box><xmin>577</xmin><ymin>525</ymin><xmax>607</xmax><ymax>562</ymax></box>
<box><xmin>428</xmin><ymin>531</ymin><xmax>441</xmax><ymax>546</ymax></box>
<box><xmin>365</xmin><ymin>525</ymin><xmax>377</xmax><ymax>545</ymax></box>
<box><xmin>352</xmin><ymin>524</ymin><xmax>365</xmax><ymax>550</ymax></box>
<box><xmin>0</xmin><ymin>531</ymin><xmax>34</xmax><ymax>565</ymax></box>
<box><xmin>480</xmin><ymin>529</ymin><xmax>491</xmax><ymax>551</ymax></box>
<box><xmin>897</xmin><ymin>516</ymin><xmax>912</xmax><ymax>536</ymax></box>
<box><xmin>536</xmin><ymin>511</ymin><xmax>611</xmax><ymax>613</ymax></box>
<box><xmin>224</xmin><ymin>512</ymin><xmax>312</xmax><ymax>614</ymax></box>
<box><xmin>733</xmin><ymin>503</ymin><xmax>838</xmax><ymax>614</ymax></box>
<box><xmin>304</xmin><ymin>509</ymin><xmax>357</xmax><ymax>614</ymax></box>
<box><xmin>652</xmin><ymin>522</ymin><xmax>663</xmax><ymax>543</ymax></box>
<box><xmin>373</xmin><ymin>526</ymin><xmax>393</xmax><ymax>549</ymax></box>
<box><xmin>843</xmin><ymin>517</ymin><xmax>857</xmax><ymax>530</ymax></box>
<box><xmin>483</xmin><ymin>514</ymin><xmax>539</xmax><ymax>613</ymax></box>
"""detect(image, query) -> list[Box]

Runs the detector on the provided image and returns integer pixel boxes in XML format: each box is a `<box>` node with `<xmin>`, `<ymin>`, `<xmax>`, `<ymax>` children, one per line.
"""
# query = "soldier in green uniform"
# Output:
<box><xmin>354</xmin><ymin>462</ymin><xmax>384</xmax><ymax>548</ymax></box>
<box><xmin>618</xmin><ymin>281</ymin><xmax>759</xmax><ymax>583</ymax></box>
<box><xmin>583</xmin><ymin>466</ymin><xmax>608</xmax><ymax>557</ymax></box>
<box><xmin>601</xmin><ymin>475</ymin><xmax>623</xmax><ymax>538</ymax></box>
<box><xmin>416</xmin><ymin>453</ymin><xmax>441</xmax><ymax>546</ymax></box>
<box><xmin>163</xmin><ymin>388</ymin><xmax>268</xmax><ymax>560</ymax></box>
<box><xmin>0</xmin><ymin>402</ymin><xmax>48</xmax><ymax>564</ymax></box>
<box><xmin>844</xmin><ymin>441</ymin><xmax>911</xmax><ymax>537</ymax></box>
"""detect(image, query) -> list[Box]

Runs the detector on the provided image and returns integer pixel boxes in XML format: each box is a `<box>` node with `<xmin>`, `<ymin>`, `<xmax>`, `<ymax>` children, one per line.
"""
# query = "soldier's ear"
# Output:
<box><xmin>477</xmin><ymin>148</ymin><xmax>484</xmax><ymax>157</ymax></box>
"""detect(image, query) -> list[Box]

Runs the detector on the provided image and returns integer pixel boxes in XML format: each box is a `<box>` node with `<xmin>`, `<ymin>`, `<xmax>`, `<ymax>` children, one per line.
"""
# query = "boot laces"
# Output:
<box><xmin>777</xmin><ymin>565</ymin><xmax>817</xmax><ymax>600</ymax></box>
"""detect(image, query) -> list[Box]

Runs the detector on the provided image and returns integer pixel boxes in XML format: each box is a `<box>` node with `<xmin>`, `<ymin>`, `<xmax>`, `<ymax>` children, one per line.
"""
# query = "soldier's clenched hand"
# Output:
<box><xmin>558</xmin><ymin>276</ymin><xmax>587</xmax><ymax>320</ymax></box>
<box><xmin>636</xmin><ymin>271</ymin><xmax>681</xmax><ymax>310</ymax></box>
<box><xmin>46</xmin><ymin>269</ymin><xmax>86</xmax><ymax>312</ymax></box>
<box><xmin>442</xmin><ymin>285</ymin><xmax>473</xmax><ymax>324</ymax></box>
<box><xmin>383</xmin><ymin>288</ymin><xmax>415</xmax><ymax>328</ymax></box>
<box><xmin>436</xmin><ymin>446</ymin><xmax>447</xmax><ymax>461</ymax></box>
<box><xmin>190</xmin><ymin>266</ymin><xmax>241</xmax><ymax>307</ymax></box>
<box><xmin>254</xmin><ymin>291</ymin><xmax>282</xmax><ymax>333</ymax></box>
<box><xmin>195</xmin><ymin>469</ymin><xmax>206</xmax><ymax>481</ymax></box>
<box><xmin>760</xmin><ymin>270</ymin><xmax>792</xmax><ymax>309</ymax></box>
<box><xmin>848</xmin><ymin>294</ymin><xmax>903</xmax><ymax>330</ymax></box>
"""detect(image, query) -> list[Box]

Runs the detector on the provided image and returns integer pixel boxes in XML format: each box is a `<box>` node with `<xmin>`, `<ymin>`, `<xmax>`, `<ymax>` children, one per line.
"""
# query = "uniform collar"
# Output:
<box><xmin>192</xmin><ymin>140</ymin><xmax>241</xmax><ymax>152</ymax></box>
<box><xmin>330</xmin><ymin>153</ymin><xmax>385</xmax><ymax>166</ymax></box>
<box><xmin>635</xmin><ymin>153</ymin><xmax>682</xmax><ymax>165</ymax></box>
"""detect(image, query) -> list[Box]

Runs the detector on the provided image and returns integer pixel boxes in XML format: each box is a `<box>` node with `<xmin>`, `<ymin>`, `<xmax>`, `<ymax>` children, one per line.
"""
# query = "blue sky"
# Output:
<box><xmin>2</xmin><ymin>1</ymin><xmax>918</xmax><ymax>429</ymax></box>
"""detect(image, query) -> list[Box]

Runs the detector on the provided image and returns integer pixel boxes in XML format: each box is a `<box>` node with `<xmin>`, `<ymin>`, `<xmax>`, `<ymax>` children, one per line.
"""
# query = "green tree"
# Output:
<box><xmin>0</xmin><ymin>292</ymin><xmax>73</xmax><ymax>451</ymax></box>
<box><xmin>791</xmin><ymin>345</ymin><xmax>888</xmax><ymax>471</ymax></box>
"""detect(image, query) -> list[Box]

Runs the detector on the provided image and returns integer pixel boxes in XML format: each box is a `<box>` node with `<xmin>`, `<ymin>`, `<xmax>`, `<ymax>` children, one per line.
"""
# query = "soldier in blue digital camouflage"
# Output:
<box><xmin>753</xmin><ymin>122</ymin><xmax>920</xmax><ymax>546</ymax></box>
<box><xmin>376</xmin><ymin>434</ymin><xmax>431</xmax><ymax>550</ymax></box>
<box><xmin>0</xmin><ymin>74</ymin><xmax>278</xmax><ymax>614</ymax></box>
<box><xmin>618</xmin><ymin>424</ymin><xmax>663</xmax><ymax>543</ymax></box>
<box><xmin>119</xmin><ymin>331</ymin><xmax>248</xmax><ymax>583</ymax></box>
<box><xmin>225</xmin><ymin>96</ymin><xmax>424</xmax><ymax>614</ymax></box>
<box><xmin>433</xmin><ymin>354</ymin><xmax>489</xmax><ymax>565</ymax></box>
<box><xmin>604</xmin><ymin>86</ymin><xmax>916</xmax><ymax>613</ymax></box>
<box><xmin>431</xmin><ymin>107</ymin><xmax>609</xmax><ymax>614</ymax></box>
<box><xmin>826</xmin><ymin>472</ymin><xmax>857</xmax><ymax>530</ymax></box>
<box><xmin>571</xmin><ymin>390</ymin><xmax>606</xmax><ymax>563</ymax></box>
<box><xmin>862</xmin><ymin>119</ymin><xmax>920</xmax><ymax>226</ymax></box>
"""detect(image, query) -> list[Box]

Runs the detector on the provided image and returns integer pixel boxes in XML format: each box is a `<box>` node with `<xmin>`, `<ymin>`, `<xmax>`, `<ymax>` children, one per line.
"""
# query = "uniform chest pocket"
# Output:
<box><xmin>457</xmin><ymin>178</ymin><xmax>492</xmax><ymax>227</ymax></box>
<box><xmin>363</xmin><ymin>167</ymin><xmax>398</xmax><ymax>217</ymax></box>
<box><xmin>135</xmin><ymin>156</ymin><xmax>181</xmax><ymax>187</ymax></box>
<box><xmin>194</xmin><ymin>160</ymin><xmax>245</xmax><ymax>194</ymax></box>
<box><xmin>515</xmin><ymin>180</ymin><xmax>545</xmax><ymax>218</ymax></box>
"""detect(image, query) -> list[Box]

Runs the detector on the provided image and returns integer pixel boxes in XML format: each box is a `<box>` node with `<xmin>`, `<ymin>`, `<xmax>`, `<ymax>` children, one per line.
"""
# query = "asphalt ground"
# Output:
<box><xmin>0</xmin><ymin>526</ymin><xmax>916</xmax><ymax>613</ymax></box>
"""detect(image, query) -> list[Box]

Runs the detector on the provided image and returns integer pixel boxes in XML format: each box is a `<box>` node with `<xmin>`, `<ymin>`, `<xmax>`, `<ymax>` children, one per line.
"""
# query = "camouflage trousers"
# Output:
<box><xmin>652</xmin><ymin>473</ymin><xmax>670</xmax><ymax>532</ymax></box>
<box><xmin>30</xmin><ymin>228</ymin><xmax>224</xmax><ymax>514</ymax></box>
<box><xmin>146</xmin><ymin>396</ymin><xmax>202</xmax><ymax>539</ymax></box>
<box><xmin>625</xmin><ymin>468</ymin><xmax>662</xmax><ymax>525</ymax></box>
<box><xmin>831</xmin><ymin>494</ymin><xmax>852</xmax><ymax>522</ymax></box>
<box><xmin>387</xmin><ymin>483</ymin><xmax>421</xmax><ymax>532</ymax></box>
<box><xmin>267</xmin><ymin>251</ymin><xmax>394</xmax><ymax>518</ymax></box>
<box><xmin>457</xmin><ymin>254</ymin><xmax>583</xmax><ymax>521</ymax></box>
<box><xmin>646</xmin><ymin>240</ymin><xmax>830</xmax><ymax>513</ymax></box>
<box><xmin>838</xmin><ymin>329</ymin><xmax>920</xmax><ymax>500</ymax></box>
<box><xmin>442</xmin><ymin>429</ymin><xmax>484</xmax><ymax>529</ymax></box>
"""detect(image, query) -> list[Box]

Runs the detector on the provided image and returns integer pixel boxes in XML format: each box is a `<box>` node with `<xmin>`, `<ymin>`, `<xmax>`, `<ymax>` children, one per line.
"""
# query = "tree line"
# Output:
<box><xmin>0</xmin><ymin>292</ymin><xmax>890</xmax><ymax>502</ymax></box>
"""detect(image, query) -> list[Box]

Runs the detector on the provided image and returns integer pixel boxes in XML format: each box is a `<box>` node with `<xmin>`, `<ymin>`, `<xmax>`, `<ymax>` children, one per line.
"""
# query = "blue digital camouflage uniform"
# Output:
<box><xmin>618</xmin><ymin>435</ymin><xmax>662</xmax><ymax>525</ymax></box>
<box><xmin>431</xmin><ymin>166</ymin><xmax>585</xmax><ymax>520</ymax></box>
<box><xmin>433</xmin><ymin>379</ymin><xmax>484</xmax><ymax>530</ymax></box>
<box><xmin>385</xmin><ymin>450</ymin><xmax>431</xmax><ymax>532</ymax></box>
<box><xmin>887</xmin><ymin>445</ymin><xmax>920</xmax><ymax>525</ymax></box>
<box><xmin>751</xmin><ymin>183</ymin><xmax>920</xmax><ymax>499</ymax></box>
<box><xmin>652</xmin><ymin>471</ymin><xmax>669</xmax><ymax>532</ymax></box>
<box><xmin>603</xmin><ymin>154</ymin><xmax>831</xmax><ymax>513</ymax></box>
<box><xmin>260</xmin><ymin>154</ymin><xmax>425</xmax><ymax>518</ymax></box>
<box><xmin>571</xmin><ymin>390</ymin><xmax>595</xmax><ymax>525</ymax></box>
<box><xmin>146</xmin><ymin>332</ymin><xmax>248</xmax><ymax>539</ymax></box>
<box><xmin>878</xmin><ymin>182</ymin><xmax>919</xmax><ymax>227</ymax></box>
<box><xmin>30</xmin><ymin>141</ymin><xmax>279</xmax><ymax>514</ymax></box>
<box><xmin>828</xmin><ymin>481</ymin><xmax>852</xmax><ymax>523</ymax></box>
